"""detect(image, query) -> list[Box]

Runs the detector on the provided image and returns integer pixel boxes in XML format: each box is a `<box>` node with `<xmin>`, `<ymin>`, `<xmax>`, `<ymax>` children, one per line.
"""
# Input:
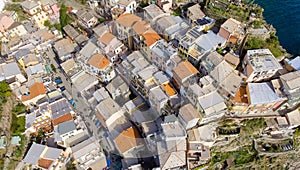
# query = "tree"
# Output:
<box><xmin>50</xmin><ymin>64</ymin><xmax>57</xmax><ymax>73</ymax></box>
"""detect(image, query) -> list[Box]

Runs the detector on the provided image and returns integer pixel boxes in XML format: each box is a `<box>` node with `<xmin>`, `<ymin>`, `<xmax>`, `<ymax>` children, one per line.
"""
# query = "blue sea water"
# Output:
<box><xmin>255</xmin><ymin>0</ymin><xmax>300</xmax><ymax>55</ymax></box>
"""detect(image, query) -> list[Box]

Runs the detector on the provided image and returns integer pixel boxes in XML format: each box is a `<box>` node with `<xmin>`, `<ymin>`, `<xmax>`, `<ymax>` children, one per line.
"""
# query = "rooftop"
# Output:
<box><xmin>21</xmin><ymin>0</ymin><xmax>39</xmax><ymax>10</ymax></box>
<box><xmin>247</xmin><ymin>49</ymin><xmax>282</xmax><ymax>72</ymax></box>
<box><xmin>161</xmin><ymin>83</ymin><xmax>177</xmax><ymax>96</ymax></box>
<box><xmin>116</xmin><ymin>13</ymin><xmax>141</xmax><ymax>27</ymax></box>
<box><xmin>179</xmin><ymin>103</ymin><xmax>201</xmax><ymax>122</ymax></box>
<box><xmin>71</xmin><ymin>71</ymin><xmax>98</xmax><ymax>92</ymax></box>
<box><xmin>149</xmin><ymin>86</ymin><xmax>168</xmax><ymax>103</ymax></box>
<box><xmin>88</xmin><ymin>53</ymin><xmax>111</xmax><ymax>70</ymax></box>
<box><xmin>173</xmin><ymin>61</ymin><xmax>199</xmax><ymax>81</ymax></box>
<box><xmin>143</xmin><ymin>4</ymin><xmax>164</xmax><ymax>20</ymax></box>
<box><xmin>188</xmin><ymin>4</ymin><xmax>205</xmax><ymax>21</ymax></box>
<box><xmin>221</xmin><ymin>18</ymin><xmax>241</xmax><ymax>33</ymax></box>
<box><xmin>197</xmin><ymin>91</ymin><xmax>225</xmax><ymax>110</ymax></box>
<box><xmin>114</xmin><ymin>126</ymin><xmax>143</xmax><ymax>153</ymax></box>
<box><xmin>96</xmin><ymin>97</ymin><xmax>121</xmax><ymax>120</ymax></box>
<box><xmin>280</xmin><ymin>70</ymin><xmax>300</xmax><ymax>90</ymax></box>
<box><xmin>287</xmin><ymin>109</ymin><xmax>300</xmax><ymax>126</ymax></box>
<box><xmin>98</xmin><ymin>32</ymin><xmax>116</xmax><ymax>46</ymax></box>
<box><xmin>286</xmin><ymin>56</ymin><xmax>300</xmax><ymax>70</ymax></box>
<box><xmin>150</xmin><ymin>39</ymin><xmax>176</xmax><ymax>60</ymax></box>
<box><xmin>54</xmin><ymin>39</ymin><xmax>75</xmax><ymax>57</ymax></box>
<box><xmin>247</xmin><ymin>82</ymin><xmax>283</xmax><ymax>105</ymax></box>
<box><xmin>162</xmin><ymin>121</ymin><xmax>187</xmax><ymax>139</ymax></box>
<box><xmin>21</xmin><ymin>83</ymin><xmax>46</xmax><ymax>102</ymax></box>
<box><xmin>57</xmin><ymin>120</ymin><xmax>76</xmax><ymax>135</ymax></box>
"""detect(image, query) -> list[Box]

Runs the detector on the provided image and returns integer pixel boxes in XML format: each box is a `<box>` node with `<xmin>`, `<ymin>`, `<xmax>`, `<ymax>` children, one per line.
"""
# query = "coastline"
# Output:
<box><xmin>254</xmin><ymin>0</ymin><xmax>300</xmax><ymax>56</ymax></box>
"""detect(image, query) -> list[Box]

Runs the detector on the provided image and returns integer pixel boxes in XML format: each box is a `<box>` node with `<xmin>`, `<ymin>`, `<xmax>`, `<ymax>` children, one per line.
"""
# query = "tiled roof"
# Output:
<box><xmin>88</xmin><ymin>54</ymin><xmax>111</xmax><ymax>70</ymax></box>
<box><xmin>143</xmin><ymin>31</ymin><xmax>161</xmax><ymax>46</ymax></box>
<box><xmin>98</xmin><ymin>32</ymin><xmax>115</xmax><ymax>46</ymax></box>
<box><xmin>21</xmin><ymin>83</ymin><xmax>46</xmax><ymax>102</ymax></box>
<box><xmin>114</xmin><ymin>126</ymin><xmax>143</xmax><ymax>153</ymax></box>
<box><xmin>173</xmin><ymin>61</ymin><xmax>199</xmax><ymax>81</ymax></box>
<box><xmin>53</xmin><ymin>113</ymin><xmax>73</xmax><ymax>126</ymax></box>
<box><xmin>38</xmin><ymin>158</ymin><xmax>53</xmax><ymax>169</ymax></box>
<box><xmin>116</xmin><ymin>13</ymin><xmax>141</xmax><ymax>27</ymax></box>
<box><xmin>161</xmin><ymin>83</ymin><xmax>176</xmax><ymax>96</ymax></box>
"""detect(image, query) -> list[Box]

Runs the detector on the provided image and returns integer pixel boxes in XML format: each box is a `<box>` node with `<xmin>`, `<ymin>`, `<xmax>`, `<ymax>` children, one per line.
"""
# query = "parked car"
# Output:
<box><xmin>59</xmin><ymin>86</ymin><xmax>66</xmax><ymax>91</ymax></box>
<box><xmin>55</xmin><ymin>77</ymin><xmax>63</xmax><ymax>84</ymax></box>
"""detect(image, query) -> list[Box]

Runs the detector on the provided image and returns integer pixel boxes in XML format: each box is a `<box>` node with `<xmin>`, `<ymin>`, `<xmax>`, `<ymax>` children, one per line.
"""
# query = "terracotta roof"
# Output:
<box><xmin>116</xmin><ymin>13</ymin><xmax>141</xmax><ymax>27</ymax></box>
<box><xmin>143</xmin><ymin>30</ymin><xmax>161</xmax><ymax>46</ymax></box>
<box><xmin>38</xmin><ymin>158</ymin><xmax>53</xmax><ymax>169</ymax></box>
<box><xmin>88</xmin><ymin>53</ymin><xmax>111</xmax><ymax>70</ymax></box>
<box><xmin>21</xmin><ymin>83</ymin><xmax>46</xmax><ymax>102</ymax></box>
<box><xmin>161</xmin><ymin>83</ymin><xmax>176</xmax><ymax>96</ymax></box>
<box><xmin>98</xmin><ymin>32</ymin><xmax>115</xmax><ymax>46</ymax></box>
<box><xmin>173</xmin><ymin>61</ymin><xmax>199</xmax><ymax>81</ymax></box>
<box><xmin>53</xmin><ymin>113</ymin><xmax>72</xmax><ymax>126</ymax></box>
<box><xmin>132</xmin><ymin>21</ymin><xmax>149</xmax><ymax>35</ymax></box>
<box><xmin>114</xmin><ymin>126</ymin><xmax>143</xmax><ymax>153</ymax></box>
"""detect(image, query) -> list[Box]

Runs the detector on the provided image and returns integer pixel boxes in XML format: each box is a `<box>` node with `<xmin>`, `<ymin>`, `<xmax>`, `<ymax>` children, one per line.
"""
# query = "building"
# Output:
<box><xmin>156</xmin><ymin>0</ymin><xmax>173</xmax><ymax>12</ymax></box>
<box><xmin>7</xmin><ymin>22</ymin><xmax>28</xmax><ymax>38</ymax></box>
<box><xmin>284</xmin><ymin>56</ymin><xmax>300</xmax><ymax>71</ymax></box>
<box><xmin>95</xmin><ymin>97</ymin><xmax>125</xmax><ymax>128</ymax></box>
<box><xmin>210</xmin><ymin>60</ymin><xmax>245</xmax><ymax>98</ymax></box>
<box><xmin>197</xmin><ymin>91</ymin><xmax>227</xmax><ymax>116</ymax></box>
<box><xmin>286</xmin><ymin>109</ymin><xmax>300</xmax><ymax>129</ymax></box>
<box><xmin>114</xmin><ymin>126</ymin><xmax>145</xmax><ymax>158</ymax></box>
<box><xmin>218</xmin><ymin>18</ymin><xmax>245</xmax><ymax>44</ymax></box>
<box><xmin>246</xmin><ymin>82</ymin><xmax>285</xmax><ymax>113</ymax></box>
<box><xmin>153</xmin><ymin>15</ymin><xmax>189</xmax><ymax>41</ymax></box>
<box><xmin>87</xmin><ymin>53</ymin><xmax>116</xmax><ymax>83</ymax></box>
<box><xmin>187</xmin><ymin>4</ymin><xmax>205</xmax><ymax>25</ymax></box>
<box><xmin>53</xmin><ymin>38</ymin><xmax>76</xmax><ymax>61</ymax></box>
<box><xmin>178</xmin><ymin>103</ymin><xmax>201</xmax><ymax>130</ymax></box>
<box><xmin>150</xmin><ymin>39</ymin><xmax>177</xmax><ymax>73</ymax></box>
<box><xmin>179</xmin><ymin>29</ymin><xmax>226</xmax><ymax>67</ymax></box>
<box><xmin>115</xmin><ymin>14</ymin><xmax>142</xmax><ymax>50</ymax></box>
<box><xmin>54</xmin><ymin>120</ymin><xmax>88</xmax><ymax>148</ymax></box>
<box><xmin>71</xmin><ymin>137</ymin><xmax>107</xmax><ymax>170</ymax></box>
<box><xmin>97</xmin><ymin>31</ymin><xmax>127</xmax><ymax>62</ymax></box>
<box><xmin>105</xmin><ymin>75</ymin><xmax>130</xmax><ymax>100</ymax></box>
<box><xmin>280</xmin><ymin>71</ymin><xmax>300</xmax><ymax>107</ymax></box>
<box><xmin>20</xmin><ymin>0</ymin><xmax>40</xmax><ymax>16</ymax></box>
<box><xmin>157</xmin><ymin>120</ymin><xmax>187</xmax><ymax>170</ymax></box>
<box><xmin>20</xmin><ymin>82</ymin><xmax>47</xmax><ymax>106</ymax></box>
<box><xmin>40</xmin><ymin>0</ymin><xmax>60</xmax><ymax>22</ymax></box>
<box><xmin>143</xmin><ymin>4</ymin><xmax>165</xmax><ymax>24</ymax></box>
<box><xmin>172</xmin><ymin>61</ymin><xmax>199</xmax><ymax>90</ymax></box>
<box><xmin>50</xmin><ymin>98</ymin><xmax>74</xmax><ymax>126</ymax></box>
<box><xmin>149</xmin><ymin>86</ymin><xmax>169</xmax><ymax>115</ymax></box>
<box><xmin>199</xmin><ymin>51</ymin><xmax>223</xmax><ymax>76</ymax></box>
<box><xmin>244</xmin><ymin>49</ymin><xmax>283</xmax><ymax>82</ymax></box>
<box><xmin>76</xmin><ymin>8</ymin><xmax>98</xmax><ymax>28</ymax></box>
<box><xmin>23</xmin><ymin>143</ymin><xmax>67</xmax><ymax>169</ymax></box>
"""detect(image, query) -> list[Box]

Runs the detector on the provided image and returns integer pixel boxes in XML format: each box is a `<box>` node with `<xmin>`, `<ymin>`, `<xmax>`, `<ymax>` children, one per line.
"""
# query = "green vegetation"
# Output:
<box><xmin>66</xmin><ymin>162</ymin><xmax>77</xmax><ymax>170</ymax></box>
<box><xmin>241</xmin><ymin>118</ymin><xmax>266</xmax><ymax>133</ymax></box>
<box><xmin>11</xmin><ymin>115</ymin><xmax>25</xmax><ymax>135</ymax></box>
<box><xmin>0</xmin><ymin>82</ymin><xmax>12</xmax><ymax>103</ymax></box>
<box><xmin>12</xmin><ymin>103</ymin><xmax>27</xmax><ymax>115</ymax></box>
<box><xmin>211</xmin><ymin>146</ymin><xmax>258</xmax><ymax>166</ymax></box>
<box><xmin>251</xmin><ymin>20</ymin><xmax>264</xmax><ymax>28</ymax></box>
<box><xmin>44</xmin><ymin>20</ymin><xmax>62</xmax><ymax>31</ymax></box>
<box><xmin>13</xmin><ymin>135</ymin><xmax>26</xmax><ymax>158</ymax></box>
<box><xmin>4</xmin><ymin>4</ymin><xmax>27</xmax><ymax>21</ymax></box>
<box><xmin>50</xmin><ymin>64</ymin><xmax>57</xmax><ymax>73</ymax></box>
<box><xmin>12</xmin><ymin>0</ymin><xmax>25</xmax><ymax>2</ymax></box>
<box><xmin>98</xmin><ymin>18</ymin><xmax>105</xmax><ymax>23</ymax></box>
<box><xmin>172</xmin><ymin>7</ymin><xmax>181</xmax><ymax>16</ymax></box>
<box><xmin>244</xmin><ymin>33</ymin><xmax>286</xmax><ymax>57</ymax></box>
<box><xmin>59</xmin><ymin>3</ymin><xmax>73</xmax><ymax>31</ymax></box>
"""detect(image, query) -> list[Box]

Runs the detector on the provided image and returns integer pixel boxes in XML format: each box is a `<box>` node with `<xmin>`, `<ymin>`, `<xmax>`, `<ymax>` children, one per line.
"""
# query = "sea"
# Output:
<box><xmin>255</xmin><ymin>0</ymin><xmax>300</xmax><ymax>56</ymax></box>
